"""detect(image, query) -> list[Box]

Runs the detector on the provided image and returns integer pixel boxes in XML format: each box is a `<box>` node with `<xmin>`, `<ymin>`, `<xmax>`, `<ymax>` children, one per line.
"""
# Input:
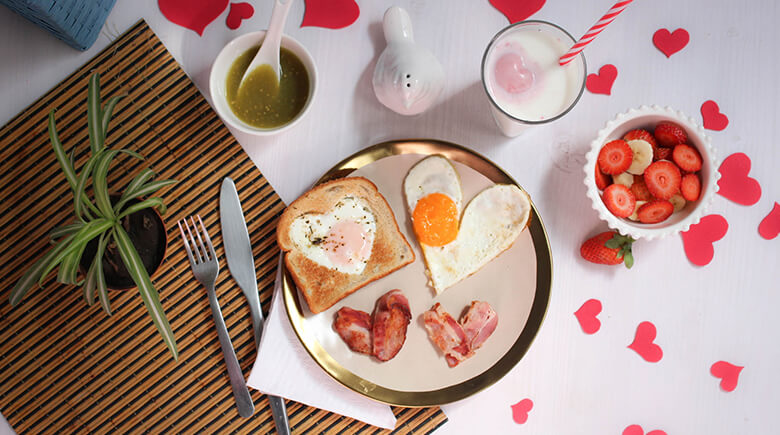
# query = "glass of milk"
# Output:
<box><xmin>481</xmin><ymin>21</ymin><xmax>586</xmax><ymax>137</ymax></box>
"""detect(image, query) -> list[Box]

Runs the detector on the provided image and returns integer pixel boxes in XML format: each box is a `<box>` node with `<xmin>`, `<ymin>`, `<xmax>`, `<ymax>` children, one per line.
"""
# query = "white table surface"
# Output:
<box><xmin>1</xmin><ymin>0</ymin><xmax>778</xmax><ymax>433</ymax></box>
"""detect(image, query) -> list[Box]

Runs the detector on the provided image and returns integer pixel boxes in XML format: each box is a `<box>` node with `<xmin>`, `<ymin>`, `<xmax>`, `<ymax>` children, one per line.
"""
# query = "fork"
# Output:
<box><xmin>178</xmin><ymin>215</ymin><xmax>255</xmax><ymax>418</ymax></box>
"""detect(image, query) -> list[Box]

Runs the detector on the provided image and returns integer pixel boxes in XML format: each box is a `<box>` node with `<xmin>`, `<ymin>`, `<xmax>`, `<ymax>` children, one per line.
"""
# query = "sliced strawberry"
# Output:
<box><xmin>624</xmin><ymin>129</ymin><xmax>657</xmax><ymax>148</ymax></box>
<box><xmin>681</xmin><ymin>173</ymin><xmax>701</xmax><ymax>201</ymax></box>
<box><xmin>602</xmin><ymin>184</ymin><xmax>636</xmax><ymax>218</ymax></box>
<box><xmin>637</xmin><ymin>200</ymin><xmax>674</xmax><ymax>224</ymax></box>
<box><xmin>643</xmin><ymin>161</ymin><xmax>681</xmax><ymax>200</ymax></box>
<box><xmin>598</xmin><ymin>140</ymin><xmax>633</xmax><ymax>175</ymax></box>
<box><xmin>654</xmin><ymin>122</ymin><xmax>688</xmax><ymax>147</ymax></box>
<box><xmin>630</xmin><ymin>176</ymin><xmax>654</xmax><ymax>201</ymax></box>
<box><xmin>672</xmin><ymin>144</ymin><xmax>703</xmax><ymax>172</ymax></box>
<box><xmin>595</xmin><ymin>165</ymin><xmax>611</xmax><ymax>190</ymax></box>
<box><xmin>654</xmin><ymin>146</ymin><xmax>673</xmax><ymax>161</ymax></box>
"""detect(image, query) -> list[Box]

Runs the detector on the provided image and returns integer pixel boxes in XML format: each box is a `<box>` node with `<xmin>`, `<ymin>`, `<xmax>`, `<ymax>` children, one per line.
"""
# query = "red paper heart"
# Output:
<box><xmin>628</xmin><ymin>321</ymin><xmax>663</xmax><ymax>363</ymax></box>
<box><xmin>489</xmin><ymin>0</ymin><xmax>545</xmax><ymax>23</ymax></box>
<box><xmin>586</xmin><ymin>64</ymin><xmax>617</xmax><ymax>95</ymax></box>
<box><xmin>623</xmin><ymin>425</ymin><xmax>667</xmax><ymax>435</ymax></box>
<box><xmin>759</xmin><ymin>202</ymin><xmax>780</xmax><ymax>240</ymax></box>
<box><xmin>681</xmin><ymin>214</ymin><xmax>728</xmax><ymax>266</ymax></box>
<box><xmin>159</xmin><ymin>0</ymin><xmax>229</xmax><ymax>36</ymax></box>
<box><xmin>574</xmin><ymin>299</ymin><xmax>602</xmax><ymax>334</ymax></box>
<box><xmin>226</xmin><ymin>2</ymin><xmax>254</xmax><ymax>30</ymax></box>
<box><xmin>701</xmin><ymin>100</ymin><xmax>729</xmax><ymax>131</ymax></box>
<box><xmin>718</xmin><ymin>153</ymin><xmax>762</xmax><ymax>205</ymax></box>
<box><xmin>510</xmin><ymin>398</ymin><xmax>533</xmax><ymax>424</ymax></box>
<box><xmin>301</xmin><ymin>0</ymin><xmax>359</xmax><ymax>29</ymax></box>
<box><xmin>652</xmin><ymin>28</ymin><xmax>689</xmax><ymax>58</ymax></box>
<box><xmin>711</xmin><ymin>361</ymin><xmax>744</xmax><ymax>392</ymax></box>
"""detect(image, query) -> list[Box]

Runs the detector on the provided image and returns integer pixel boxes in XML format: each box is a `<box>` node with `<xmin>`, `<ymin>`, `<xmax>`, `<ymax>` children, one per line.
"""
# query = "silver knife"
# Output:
<box><xmin>220</xmin><ymin>177</ymin><xmax>290</xmax><ymax>435</ymax></box>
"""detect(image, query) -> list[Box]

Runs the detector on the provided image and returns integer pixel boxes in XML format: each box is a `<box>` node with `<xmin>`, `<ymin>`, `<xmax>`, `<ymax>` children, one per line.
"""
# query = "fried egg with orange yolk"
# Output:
<box><xmin>404</xmin><ymin>155</ymin><xmax>531</xmax><ymax>294</ymax></box>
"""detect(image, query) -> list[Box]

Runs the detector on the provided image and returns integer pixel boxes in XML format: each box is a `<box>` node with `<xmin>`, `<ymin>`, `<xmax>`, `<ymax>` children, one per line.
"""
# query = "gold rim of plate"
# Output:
<box><xmin>282</xmin><ymin>139</ymin><xmax>553</xmax><ymax>407</ymax></box>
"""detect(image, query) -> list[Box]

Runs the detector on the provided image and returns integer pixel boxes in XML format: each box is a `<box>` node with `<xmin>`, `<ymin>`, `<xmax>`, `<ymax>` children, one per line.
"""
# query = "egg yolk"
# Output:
<box><xmin>412</xmin><ymin>193</ymin><xmax>459</xmax><ymax>246</ymax></box>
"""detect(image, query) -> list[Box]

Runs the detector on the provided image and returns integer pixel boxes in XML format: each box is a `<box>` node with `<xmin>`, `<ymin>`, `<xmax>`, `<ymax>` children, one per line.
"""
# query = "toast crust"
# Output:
<box><xmin>278</xmin><ymin>177</ymin><xmax>415</xmax><ymax>314</ymax></box>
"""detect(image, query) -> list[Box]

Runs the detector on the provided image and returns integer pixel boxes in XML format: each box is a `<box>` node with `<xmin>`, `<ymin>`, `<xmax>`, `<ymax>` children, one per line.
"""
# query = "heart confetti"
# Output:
<box><xmin>510</xmin><ymin>398</ymin><xmax>533</xmax><ymax>424</ymax></box>
<box><xmin>681</xmin><ymin>214</ymin><xmax>729</xmax><ymax>266</ymax></box>
<box><xmin>489</xmin><ymin>0</ymin><xmax>545</xmax><ymax>24</ymax></box>
<box><xmin>574</xmin><ymin>299</ymin><xmax>602</xmax><ymax>334</ymax></box>
<box><xmin>623</xmin><ymin>424</ymin><xmax>667</xmax><ymax>435</ymax></box>
<box><xmin>759</xmin><ymin>202</ymin><xmax>780</xmax><ymax>240</ymax></box>
<box><xmin>652</xmin><ymin>28</ymin><xmax>690</xmax><ymax>57</ymax></box>
<box><xmin>628</xmin><ymin>321</ymin><xmax>663</xmax><ymax>363</ymax></box>
<box><xmin>301</xmin><ymin>0</ymin><xmax>360</xmax><ymax>29</ymax></box>
<box><xmin>701</xmin><ymin>100</ymin><xmax>729</xmax><ymax>130</ymax></box>
<box><xmin>158</xmin><ymin>0</ymin><xmax>229</xmax><ymax>36</ymax></box>
<box><xmin>718</xmin><ymin>153</ymin><xmax>762</xmax><ymax>205</ymax></box>
<box><xmin>710</xmin><ymin>361</ymin><xmax>744</xmax><ymax>392</ymax></box>
<box><xmin>226</xmin><ymin>2</ymin><xmax>254</xmax><ymax>30</ymax></box>
<box><xmin>586</xmin><ymin>64</ymin><xmax>617</xmax><ymax>95</ymax></box>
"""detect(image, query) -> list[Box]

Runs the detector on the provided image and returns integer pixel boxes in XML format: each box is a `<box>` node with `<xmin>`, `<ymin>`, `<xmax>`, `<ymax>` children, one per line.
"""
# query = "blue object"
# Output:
<box><xmin>0</xmin><ymin>0</ymin><xmax>117</xmax><ymax>51</ymax></box>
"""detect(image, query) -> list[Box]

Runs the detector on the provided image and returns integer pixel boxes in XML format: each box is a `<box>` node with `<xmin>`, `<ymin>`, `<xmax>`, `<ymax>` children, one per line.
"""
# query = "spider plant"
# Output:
<box><xmin>8</xmin><ymin>73</ymin><xmax>179</xmax><ymax>360</ymax></box>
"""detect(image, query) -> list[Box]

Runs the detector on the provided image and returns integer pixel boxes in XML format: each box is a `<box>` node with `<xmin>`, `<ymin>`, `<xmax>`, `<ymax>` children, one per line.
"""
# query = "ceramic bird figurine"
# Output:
<box><xmin>372</xmin><ymin>7</ymin><xmax>445</xmax><ymax>116</ymax></box>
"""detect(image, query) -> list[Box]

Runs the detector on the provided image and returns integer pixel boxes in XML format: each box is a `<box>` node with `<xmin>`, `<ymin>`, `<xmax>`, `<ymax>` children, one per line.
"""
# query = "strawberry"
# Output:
<box><xmin>624</xmin><ymin>129</ymin><xmax>657</xmax><ymax>148</ymax></box>
<box><xmin>643</xmin><ymin>160</ymin><xmax>681</xmax><ymax>200</ymax></box>
<box><xmin>654</xmin><ymin>121</ymin><xmax>688</xmax><ymax>147</ymax></box>
<box><xmin>595</xmin><ymin>165</ymin><xmax>611</xmax><ymax>190</ymax></box>
<box><xmin>598</xmin><ymin>140</ymin><xmax>633</xmax><ymax>175</ymax></box>
<box><xmin>602</xmin><ymin>184</ymin><xmax>636</xmax><ymax>218</ymax></box>
<box><xmin>637</xmin><ymin>200</ymin><xmax>674</xmax><ymax>224</ymax></box>
<box><xmin>681</xmin><ymin>173</ymin><xmax>701</xmax><ymax>201</ymax></box>
<box><xmin>580</xmin><ymin>231</ymin><xmax>635</xmax><ymax>269</ymax></box>
<box><xmin>630</xmin><ymin>176</ymin><xmax>654</xmax><ymax>201</ymax></box>
<box><xmin>654</xmin><ymin>146</ymin><xmax>673</xmax><ymax>161</ymax></box>
<box><xmin>672</xmin><ymin>144</ymin><xmax>703</xmax><ymax>172</ymax></box>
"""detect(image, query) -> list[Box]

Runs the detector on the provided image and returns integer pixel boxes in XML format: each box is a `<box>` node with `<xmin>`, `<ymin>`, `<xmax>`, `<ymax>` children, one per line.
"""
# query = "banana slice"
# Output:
<box><xmin>612</xmin><ymin>172</ymin><xmax>634</xmax><ymax>187</ymax></box>
<box><xmin>626</xmin><ymin>139</ymin><xmax>654</xmax><ymax>175</ymax></box>
<box><xmin>669</xmin><ymin>194</ymin><xmax>686</xmax><ymax>212</ymax></box>
<box><xmin>628</xmin><ymin>200</ymin><xmax>647</xmax><ymax>221</ymax></box>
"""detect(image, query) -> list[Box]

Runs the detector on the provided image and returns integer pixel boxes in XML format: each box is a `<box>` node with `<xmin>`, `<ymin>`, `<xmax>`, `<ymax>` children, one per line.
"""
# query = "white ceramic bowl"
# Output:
<box><xmin>209</xmin><ymin>31</ymin><xmax>318</xmax><ymax>136</ymax></box>
<box><xmin>584</xmin><ymin>105</ymin><xmax>720</xmax><ymax>240</ymax></box>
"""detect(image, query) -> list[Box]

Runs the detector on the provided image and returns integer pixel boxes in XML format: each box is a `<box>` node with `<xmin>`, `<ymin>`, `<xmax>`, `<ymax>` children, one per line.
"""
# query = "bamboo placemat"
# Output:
<box><xmin>0</xmin><ymin>20</ymin><xmax>447</xmax><ymax>434</ymax></box>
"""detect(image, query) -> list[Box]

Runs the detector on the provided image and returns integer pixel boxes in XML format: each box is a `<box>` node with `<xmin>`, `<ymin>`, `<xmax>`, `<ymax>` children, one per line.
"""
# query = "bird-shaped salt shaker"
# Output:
<box><xmin>372</xmin><ymin>6</ymin><xmax>445</xmax><ymax>115</ymax></box>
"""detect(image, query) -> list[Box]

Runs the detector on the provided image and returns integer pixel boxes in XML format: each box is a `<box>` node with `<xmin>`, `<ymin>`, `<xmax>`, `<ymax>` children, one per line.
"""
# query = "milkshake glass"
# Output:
<box><xmin>482</xmin><ymin>21</ymin><xmax>586</xmax><ymax>137</ymax></box>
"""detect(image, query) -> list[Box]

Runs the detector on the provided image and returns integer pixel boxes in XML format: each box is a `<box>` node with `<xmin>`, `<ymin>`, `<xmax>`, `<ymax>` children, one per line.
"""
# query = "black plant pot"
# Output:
<box><xmin>80</xmin><ymin>199</ymin><xmax>167</xmax><ymax>290</ymax></box>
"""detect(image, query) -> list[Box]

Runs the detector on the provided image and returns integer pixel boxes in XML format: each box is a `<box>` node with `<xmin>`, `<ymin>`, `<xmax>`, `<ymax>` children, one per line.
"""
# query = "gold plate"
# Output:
<box><xmin>282</xmin><ymin>139</ymin><xmax>552</xmax><ymax>407</ymax></box>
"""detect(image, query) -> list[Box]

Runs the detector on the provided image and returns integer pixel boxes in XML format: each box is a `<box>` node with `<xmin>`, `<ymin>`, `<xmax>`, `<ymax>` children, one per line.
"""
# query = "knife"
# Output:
<box><xmin>220</xmin><ymin>177</ymin><xmax>290</xmax><ymax>435</ymax></box>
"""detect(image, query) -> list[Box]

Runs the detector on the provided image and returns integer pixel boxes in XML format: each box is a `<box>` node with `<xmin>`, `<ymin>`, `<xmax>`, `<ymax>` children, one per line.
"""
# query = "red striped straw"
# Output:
<box><xmin>559</xmin><ymin>0</ymin><xmax>634</xmax><ymax>66</ymax></box>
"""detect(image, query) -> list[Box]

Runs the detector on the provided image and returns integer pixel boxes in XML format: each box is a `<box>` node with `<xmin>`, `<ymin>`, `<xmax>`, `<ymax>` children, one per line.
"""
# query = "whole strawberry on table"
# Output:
<box><xmin>580</xmin><ymin>231</ymin><xmax>635</xmax><ymax>269</ymax></box>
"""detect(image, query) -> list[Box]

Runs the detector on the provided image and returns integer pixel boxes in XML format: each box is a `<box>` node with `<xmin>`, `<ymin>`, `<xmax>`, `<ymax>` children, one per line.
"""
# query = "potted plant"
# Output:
<box><xmin>9</xmin><ymin>73</ymin><xmax>179</xmax><ymax>360</ymax></box>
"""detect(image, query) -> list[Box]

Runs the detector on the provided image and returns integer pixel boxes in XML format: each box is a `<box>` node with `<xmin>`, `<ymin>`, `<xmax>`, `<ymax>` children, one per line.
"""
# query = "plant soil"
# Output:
<box><xmin>81</xmin><ymin>206</ymin><xmax>166</xmax><ymax>290</ymax></box>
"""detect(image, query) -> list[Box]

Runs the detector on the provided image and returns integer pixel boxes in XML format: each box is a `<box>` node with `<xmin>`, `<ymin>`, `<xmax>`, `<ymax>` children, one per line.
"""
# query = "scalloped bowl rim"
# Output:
<box><xmin>583</xmin><ymin>105</ymin><xmax>720</xmax><ymax>240</ymax></box>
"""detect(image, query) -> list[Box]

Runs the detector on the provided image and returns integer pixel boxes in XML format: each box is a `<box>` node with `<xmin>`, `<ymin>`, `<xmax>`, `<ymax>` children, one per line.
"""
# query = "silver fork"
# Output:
<box><xmin>178</xmin><ymin>215</ymin><xmax>255</xmax><ymax>418</ymax></box>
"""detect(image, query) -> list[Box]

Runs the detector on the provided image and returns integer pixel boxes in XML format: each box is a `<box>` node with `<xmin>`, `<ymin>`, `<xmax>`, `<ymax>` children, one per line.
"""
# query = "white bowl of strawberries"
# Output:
<box><xmin>584</xmin><ymin>105</ymin><xmax>719</xmax><ymax>240</ymax></box>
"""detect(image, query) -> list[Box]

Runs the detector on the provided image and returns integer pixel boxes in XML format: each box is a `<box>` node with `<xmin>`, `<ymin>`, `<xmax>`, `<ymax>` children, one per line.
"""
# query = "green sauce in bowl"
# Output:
<box><xmin>226</xmin><ymin>46</ymin><xmax>310</xmax><ymax>128</ymax></box>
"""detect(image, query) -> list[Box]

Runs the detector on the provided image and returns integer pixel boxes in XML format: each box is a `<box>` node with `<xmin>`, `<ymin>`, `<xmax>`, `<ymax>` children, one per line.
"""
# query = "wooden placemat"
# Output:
<box><xmin>0</xmin><ymin>20</ymin><xmax>447</xmax><ymax>434</ymax></box>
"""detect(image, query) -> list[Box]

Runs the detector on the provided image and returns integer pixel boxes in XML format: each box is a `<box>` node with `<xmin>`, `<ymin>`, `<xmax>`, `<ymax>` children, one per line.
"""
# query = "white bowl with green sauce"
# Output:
<box><xmin>210</xmin><ymin>31</ymin><xmax>318</xmax><ymax>135</ymax></box>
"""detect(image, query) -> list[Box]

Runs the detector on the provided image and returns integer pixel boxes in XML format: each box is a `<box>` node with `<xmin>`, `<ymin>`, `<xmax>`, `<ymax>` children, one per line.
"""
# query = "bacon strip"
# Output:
<box><xmin>371</xmin><ymin>289</ymin><xmax>412</xmax><ymax>361</ymax></box>
<box><xmin>460</xmin><ymin>301</ymin><xmax>498</xmax><ymax>351</ymax></box>
<box><xmin>423</xmin><ymin>301</ymin><xmax>498</xmax><ymax>367</ymax></box>
<box><xmin>334</xmin><ymin>307</ymin><xmax>373</xmax><ymax>355</ymax></box>
<box><xmin>423</xmin><ymin>303</ymin><xmax>472</xmax><ymax>367</ymax></box>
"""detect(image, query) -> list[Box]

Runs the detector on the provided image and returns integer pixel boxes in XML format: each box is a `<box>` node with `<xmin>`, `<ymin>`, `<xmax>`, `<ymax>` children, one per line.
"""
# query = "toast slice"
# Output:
<box><xmin>278</xmin><ymin>177</ymin><xmax>415</xmax><ymax>314</ymax></box>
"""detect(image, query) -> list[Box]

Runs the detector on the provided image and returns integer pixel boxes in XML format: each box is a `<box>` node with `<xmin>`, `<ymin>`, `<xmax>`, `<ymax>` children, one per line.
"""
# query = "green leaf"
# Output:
<box><xmin>84</xmin><ymin>257</ymin><xmax>98</xmax><ymax>305</ymax></box>
<box><xmin>50</xmin><ymin>223</ymin><xmax>84</xmax><ymax>240</ymax></box>
<box><xmin>118</xmin><ymin>197</ymin><xmax>165</xmax><ymax>220</ymax></box>
<box><xmin>49</xmin><ymin>110</ymin><xmax>78</xmax><ymax>190</ymax></box>
<box><xmin>113</xmin><ymin>226</ymin><xmax>177</xmax><ymax>360</ymax></box>
<box><xmin>95</xmin><ymin>233</ymin><xmax>111</xmax><ymax>313</ymax></box>
<box><xmin>73</xmin><ymin>151</ymin><xmax>103</xmax><ymax>220</ymax></box>
<box><xmin>604</xmin><ymin>238</ymin><xmax>620</xmax><ymax>249</ymax></box>
<box><xmin>100</xmin><ymin>95</ymin><xmax>123</xmax><ymax>144</ymax></box>
<box><xmin>9</xmin><ymin>235</ymin><xmax>75</xmax><ymax>305</ymax></box>
<box><xmin>115</xmin><ymin>179</ymin><xmax>176</xmax><ymax>213</ymax></box>
<box><xmin>88</xmin><ymin>73</ymin><xmax>103</xmax><ymax>153</ymax></box>
<box><xmin>58</xmin><ymin>240</ymin><xmax>88</xmax><ymax>285</ymax></box>
<box><xmin>117</xmin><ymin>149</ymin><xmax>144</xmax><ymax>161</ymax></box>
<box><xmin>114</xmin><ymin>169</ymin><xmax>154</xmax><ymax>212</ymax></box>
<box><xmin>92</xmin><ymin>150</ymin><xmax>120</xmax><ymax>218</ymax></box>
<box><xmin>623</xmin><ymin>251</ymin><xmax>635</xmax><ymax>269</ymax></box>
<box><xmin>38</xmin><ymin>219</ymin><xmax>114</xmax><ymax>285</ymax></box>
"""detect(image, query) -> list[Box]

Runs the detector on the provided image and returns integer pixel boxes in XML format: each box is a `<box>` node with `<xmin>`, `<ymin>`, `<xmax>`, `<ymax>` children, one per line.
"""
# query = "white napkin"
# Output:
<box><xmin>246</xmin><ymin>259</ymin><xmax>397</xmax><ymax>430</ymax></box>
